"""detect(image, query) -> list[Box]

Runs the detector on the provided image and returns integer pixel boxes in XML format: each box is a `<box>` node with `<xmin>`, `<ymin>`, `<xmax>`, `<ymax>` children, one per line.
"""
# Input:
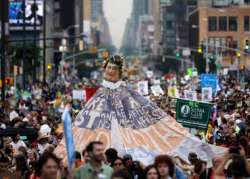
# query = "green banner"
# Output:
<box><xmin>176</xmin><ymin>98</ymin><xmax>212</xmax><ymax>129</ymax></box>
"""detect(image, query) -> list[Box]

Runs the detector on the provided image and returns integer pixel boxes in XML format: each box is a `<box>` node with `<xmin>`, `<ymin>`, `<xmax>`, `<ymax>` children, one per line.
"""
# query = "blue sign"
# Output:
<box><xmin>200</xmin><ymin>74</ymin><xmax>218</xmax><ymax>95</ymax></box>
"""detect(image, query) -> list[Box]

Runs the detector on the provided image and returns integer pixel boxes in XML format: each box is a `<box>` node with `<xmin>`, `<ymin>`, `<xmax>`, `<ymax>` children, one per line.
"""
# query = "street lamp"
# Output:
<box><xmin>59</xmin><ymin>24</ymin><xmax>80</xmax><ymax>80</ymax></box>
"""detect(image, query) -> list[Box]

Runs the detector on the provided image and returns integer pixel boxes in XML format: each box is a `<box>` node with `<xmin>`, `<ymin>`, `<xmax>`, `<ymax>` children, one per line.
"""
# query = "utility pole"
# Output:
<box><xmin>22</xmin><ymin>0</ymin><xmax>26</xmax><ymax>89</ymax></box>
<box><xmin>33</xmin><ymin>0</ymin><xmax>37</xmax><ymax>82</ymax></box>
<box><xmin>205</xmin><ymin>39</ymin><xmax>209</xmax><ymax>73</ymax></box>
<box><xmin>0</xmin><ymin>0</ymin><xmax>9</xmax><ymax>101</ymax></box>
<box><xmin>43</xmin><ymin>0</ymin><xmax>46</xmax><ymax>84</ymax></box>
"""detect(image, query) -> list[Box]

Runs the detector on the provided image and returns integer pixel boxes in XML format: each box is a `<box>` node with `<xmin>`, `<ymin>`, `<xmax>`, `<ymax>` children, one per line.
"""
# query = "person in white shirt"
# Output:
<box><xmin>10</xmin><ymin>134</ymin><xmax>27</xmax><ymax>154</ymax></box>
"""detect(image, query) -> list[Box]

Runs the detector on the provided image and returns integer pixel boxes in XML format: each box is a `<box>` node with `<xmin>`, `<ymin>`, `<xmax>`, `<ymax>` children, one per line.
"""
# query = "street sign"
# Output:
<box><xmin>176</xmin><ymin>98</ymin><xmax>212</xmax><ymax>129</ymax></box>
<box><xmin>182</xmin><ymin>48</ymin><xmax>191</xmax><ymax>57</ymax></box>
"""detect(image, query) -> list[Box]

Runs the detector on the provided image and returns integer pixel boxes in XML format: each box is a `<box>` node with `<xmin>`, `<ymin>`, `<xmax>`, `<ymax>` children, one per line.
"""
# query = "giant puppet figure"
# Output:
<box><xmin>56</xmin><ymin>55</ymin><xmax>225</xmax><ymax>164</ymax></box>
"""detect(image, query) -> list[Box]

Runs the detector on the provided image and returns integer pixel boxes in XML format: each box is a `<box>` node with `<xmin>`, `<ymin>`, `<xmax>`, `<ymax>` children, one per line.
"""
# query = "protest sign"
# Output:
<box><xmin>184</xmin><ymin>90</ymin><xmax>197</xmax><ymax>100</ymax></box>
<box><xmin>72</xmin><ymin>90</ymin><xmax>86</xmax><ymax>101</ymax></box>
<box><xmin>137</xmin><ymin>81</ymin><xmax>149</xmax><ymax>95</ymax></box>
<box><xmin>168</xmin><ymin>86</ymin><xmax>179</xmax><ymax>98</ymax></box>
<box><xmin>176</xmin><ymin>98</ymin><xmax>212</xmax><ymax>129</ymax></box>
<box><xmin>202</xmin><ymin>87</ymin><xmax>213</xmax><ymax>102</ymax></box>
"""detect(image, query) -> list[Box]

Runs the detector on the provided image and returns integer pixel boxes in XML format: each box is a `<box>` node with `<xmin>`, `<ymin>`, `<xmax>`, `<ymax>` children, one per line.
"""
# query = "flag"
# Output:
<box><xmin>62</xmin><ymin>108</ymin><xmax>75</xmax><ymax>169</ymax></box>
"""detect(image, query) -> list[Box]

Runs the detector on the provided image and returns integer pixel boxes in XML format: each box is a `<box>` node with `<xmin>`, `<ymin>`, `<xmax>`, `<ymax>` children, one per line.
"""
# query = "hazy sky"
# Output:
<box><xmin>103</xmin><ymin>0</ymin><xmax>133</xmax><ymax>49</ymax></box>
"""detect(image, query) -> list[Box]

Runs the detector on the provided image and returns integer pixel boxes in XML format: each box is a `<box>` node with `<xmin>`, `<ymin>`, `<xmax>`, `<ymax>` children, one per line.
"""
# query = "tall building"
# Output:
<box><xmin>136</xmin><ymin>15</ymin><xmax>154</xmax><ymax>54</ymax></box>
<box><xmin>161</xmin><ymin>0</ymin><xmax>189</xmax><ymax>55</ymax></box>
<box><xmin>148</xmin><ymin>0</ymin><xmax>161</xmax><ymax>55</ymax></box>
<box><xmin>189</xmin><ymin>0</ymin><xmax>250</xmax><ymax>69</ymax></box>
<box><xmin>89</xmin><ymin>0</ymin><xmax>112</xmax><ymax>47</ymax></box>
<box><xmin>91</xmin><ymin>0</ymin><xmax>103</xmax><ymax>22</ymax></box>
<box><xmin>121</xmin><ymin>0</ymin><xmax>149</xmax><ymax>52</ymax></box>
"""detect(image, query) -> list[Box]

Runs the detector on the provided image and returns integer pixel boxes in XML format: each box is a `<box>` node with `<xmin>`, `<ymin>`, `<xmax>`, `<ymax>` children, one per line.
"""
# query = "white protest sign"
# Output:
<box><xmin>151</xmin><ymin>85</ymin><xmax>164</xmax><ymax>96</ymax></box>
<box><xmin>72</xmin><ymin>90</ymin><xmax>86</xmax><ymax>100</ymax></box>
<box><xmin>202</xmin><ymin>87</ymin><xmax>213</xmax><ymax>102</ymax></box>
<box><xmin>223</xmin><ymin>68</ymin><xmax>228</xmax><ymax>75</ymax></box>
<box><xmin>184</xmin><ymin>90</ymin><xmax>197</xmax><ymax>100</ymax></box>
<box><xmin>146</xmin><ymin>71</ymin><xmax>153</xmax><ymax>78</ymax></box>
<box><xmin>137</xmin><ymin>81</ymin><xmax>149</xmax><ymax>96</ymax></box>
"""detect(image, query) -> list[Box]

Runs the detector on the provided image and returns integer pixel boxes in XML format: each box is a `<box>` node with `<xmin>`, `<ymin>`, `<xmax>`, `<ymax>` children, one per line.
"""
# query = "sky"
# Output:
<box><xmin>103</xmin><ymin>0</ymin><xmax>133</xmax><ymax>49</ymax></box>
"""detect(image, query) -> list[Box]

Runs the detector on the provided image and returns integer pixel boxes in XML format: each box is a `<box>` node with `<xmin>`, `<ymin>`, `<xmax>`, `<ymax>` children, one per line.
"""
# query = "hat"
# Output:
<box><xmin>37</xmin><ymin>133</ymin><xmax>49</xmax><ymax>141</ymax></box>
<box><xmin>234</xmin><ymin>113</ymin><xmax>241</xmax><ymax>119</ymax></box>
<box><xmin>236</xmin><ymin>119</ymin><xmax>242</xmax><ymax>125</ymax></box>
<box><xmin>22</xmin><ymin>117</ymin><xmax>29</xmax><ymax>122</ymax></box>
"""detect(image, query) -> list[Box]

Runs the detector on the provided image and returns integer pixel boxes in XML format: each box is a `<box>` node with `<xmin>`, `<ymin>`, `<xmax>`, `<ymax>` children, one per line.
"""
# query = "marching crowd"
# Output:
<box><xmin>0</xmin><ymin>72</ymin><xmax>249</xmax><ymax>178</ymax></box>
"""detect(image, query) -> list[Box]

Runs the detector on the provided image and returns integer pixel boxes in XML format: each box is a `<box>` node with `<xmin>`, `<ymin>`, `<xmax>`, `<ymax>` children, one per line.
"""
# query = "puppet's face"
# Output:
<box><xmin>104</xmin><ymin>62</ymin><xmax>121</xmax><ymax>82</ymax></box>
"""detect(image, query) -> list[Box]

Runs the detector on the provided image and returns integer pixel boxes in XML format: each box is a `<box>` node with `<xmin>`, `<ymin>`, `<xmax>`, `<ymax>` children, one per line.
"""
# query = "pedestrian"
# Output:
<box><xmin>74</xmin><ymin>141</ymin><xmax>113</xmax><ymax>179</ymax></box>
<box><xmin>111</xmin><ymin>157</ymin><xmax>126</xmax><ymax>172</ymax></box>
<box><xmin>105</xmin><ymin>148</ymin><xmax>118</xmax><ymax>165</ymax></box>
<box><xmin>34</xmin><ymin>152</ymin><xmax>61</xmax><ymax>179</ymax></box>
<box><xmin>112</xmin><ymin>169</ymin><xmax>132</xmax><ymax>179</ymax></box>
<box><xmin>154</xmin><ymin>155</ymin><xmax>175</xmax><ymax>179</ymax></box>
<box><xmin>144</xmin><ymin>165</ymin><xmax>161</xmax><ymax>179</ymax></box>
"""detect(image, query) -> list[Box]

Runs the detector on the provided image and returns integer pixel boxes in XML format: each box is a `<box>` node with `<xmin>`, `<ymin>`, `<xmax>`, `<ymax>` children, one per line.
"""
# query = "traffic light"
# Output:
<box><xmin>175</xmin><ymin>51</ymin><xmax>180</xmax><ymax>59</ymax></box>
<box><xmin>197</xmin><ymin>46</ymin><xmax>203</xmax><ymax>54</ymax></box>
<box><xmin>245</xmin><ymin>40</ymin><xmax>249</xmax><ymax>50</ymax></box>
<box><xmin>237</xmin><ymin>52</ymin><xmax>241</xmax><ymax>57</ymax></box>
<box><xmin>47</xmin><ymin>64</ymin><xmax>52</xmax><ymax>71</ymax></box>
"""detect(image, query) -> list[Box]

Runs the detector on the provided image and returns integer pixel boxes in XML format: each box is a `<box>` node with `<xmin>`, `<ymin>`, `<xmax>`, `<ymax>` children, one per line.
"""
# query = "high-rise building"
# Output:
<box><xmin>91</xmin><ymin>0</ymin><xmax>103</xmax><ymax>22</ymax></box>
<box><xmin>121</xmin><ymin>0</ymin><xmax>149</xmax><ymax>52</ymax></box>
<box><xmin>189</xmin><ymin>0</ymin><xmax>250</xmax><ymax>69</ymax></box>
<box><xmin>161</xmin><ymin>0</ymin><xmax>189</xmax><ymax>54</ymax></box>
<box><xmin>148</xmin><ymin>0</ymin><xmax>161</xmax><ymax>55</ymax></box>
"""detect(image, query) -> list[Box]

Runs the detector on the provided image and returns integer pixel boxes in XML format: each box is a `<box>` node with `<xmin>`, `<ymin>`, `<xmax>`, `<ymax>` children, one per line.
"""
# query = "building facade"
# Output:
<box><xmin>190</xmin><ymin>0</ymin><xmax>250</xmax><ymax>68</ymax></box>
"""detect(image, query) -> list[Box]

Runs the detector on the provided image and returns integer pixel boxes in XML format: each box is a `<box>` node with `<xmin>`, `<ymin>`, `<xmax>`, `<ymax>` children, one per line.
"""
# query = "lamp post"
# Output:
<box><xmin>59</xmin><ymin>25</ymin><xmax>80</xmax><ymax>79</ymax></box>
<box><xmin>43</xmin><ymin>0</ymin><xmax>46</xmax><ymax>84</ymax></box>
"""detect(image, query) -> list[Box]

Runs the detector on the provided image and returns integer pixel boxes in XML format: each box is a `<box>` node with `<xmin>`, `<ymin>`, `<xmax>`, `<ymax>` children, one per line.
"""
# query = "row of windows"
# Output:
<box><xmin>208</xmin><ymin>16</ymin><xmax>250</xmax><ymax>32</ymax></box>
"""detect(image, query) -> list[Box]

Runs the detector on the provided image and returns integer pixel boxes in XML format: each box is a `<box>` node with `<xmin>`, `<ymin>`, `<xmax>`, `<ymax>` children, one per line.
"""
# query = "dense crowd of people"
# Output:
<box><xmin>0</xmin><ymin>71</ymin><xmax>249</xmax><ymax>178</ymax></box>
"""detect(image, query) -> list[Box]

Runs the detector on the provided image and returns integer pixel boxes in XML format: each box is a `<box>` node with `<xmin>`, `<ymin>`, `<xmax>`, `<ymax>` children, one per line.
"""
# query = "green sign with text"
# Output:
<box><xmin>176</xmin><ymin>98</ymin><xmax>212</xmax><ymax>129</ymax></box>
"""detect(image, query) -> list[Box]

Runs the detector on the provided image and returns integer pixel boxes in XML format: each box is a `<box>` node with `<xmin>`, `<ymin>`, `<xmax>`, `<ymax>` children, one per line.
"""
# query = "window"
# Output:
<box><xmin>219</xmin><ymin>16</ymin><xmax>227</xmax><ymax>31</ymax></box>
<box><xmin>208</xmin><ymin>16</ymin><xmax>217</xmax><ymax>31</ymax></box>
<box><xmin>245</xmin><ymin>0</ymin><xmax>250</xmax><ymax>4</ymax></box>
<box><xmin>244</xmin><ymin>16</ymin><xmax>250</xmax><ymax>31</ymax></box>
<box><xmin>166</xmin><ymin>20</ymin><xmax>173</xmax><ymax>29</ymax></box>
<box><xmin>229</xmin><ymin>16</ymin><xmax>237</xmax><ymax>31</ymax></box>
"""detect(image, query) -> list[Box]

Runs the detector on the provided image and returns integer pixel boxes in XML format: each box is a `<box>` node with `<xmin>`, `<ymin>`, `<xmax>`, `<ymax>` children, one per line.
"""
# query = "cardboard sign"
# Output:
<box><xmin>151</xmin><ymin>85</ymin><xmax>164</xmax><ymax>96</ymax></box>
<box><xmin>137</xmin><ymin>81</ymin><xmax>149</xmax><ymax>96</ymax></box>
<box><xmin>184</xmin><ymin>90</ymin><xmax>197</xmax><ymax>101</ymax></box>
<box><xmin>72</xmin><ymin>90</ymin><xmax>86</xmax><ymax>100</ymax></box>
<box><xmin>202</xmin><ymin>87</ymin><xmax>213</xmax><ymax>102</ymax></box>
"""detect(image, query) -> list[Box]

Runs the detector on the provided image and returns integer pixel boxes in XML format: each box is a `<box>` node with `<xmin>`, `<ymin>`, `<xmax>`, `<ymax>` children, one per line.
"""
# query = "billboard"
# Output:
<box><xmin>9</xmin><ymin>0</ymin><xmax>43</xmax><ymax>27</ymax></box>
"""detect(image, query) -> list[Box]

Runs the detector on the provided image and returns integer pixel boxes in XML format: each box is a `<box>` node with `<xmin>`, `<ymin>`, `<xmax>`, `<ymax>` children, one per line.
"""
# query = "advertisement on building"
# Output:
<box><xmin>9</xmin><ymin>0</ymin><xmax>43</xmax><ymax>27</ymax></box>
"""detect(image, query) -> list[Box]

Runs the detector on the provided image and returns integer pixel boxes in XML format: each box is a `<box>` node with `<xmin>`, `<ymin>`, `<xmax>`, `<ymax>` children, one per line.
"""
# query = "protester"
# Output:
<box><xmin>112</xmin><ymin>169</ymin><xmax>132</xmax><ymax>179</ymax></box>
<box><xmin>74</xmin><ymin>151</ymin><xmax>84</xmax><ymax>170</ymax></box>
<box><xmin>111</xmin><ymin>157</ymin><xmax>126</xmax><ymax>172</ymax></box>
<box><xmin>105</xmin><ymin>148</ymin><xmax>118</xmax><ymax>166</ymax></box>
<box><xmin>144</xmin><ymin>165</ymin><xmax>161</xmax><ymax>179</ymax></box>
<box><xmin>34</xmin><ymin>152</ymin><xmax>61</xmax><ymax>179</ymax></box>
<box><xmin>154</xmin><ymin>155</ymin><xmax>175</xmax><ymax>179</ymax></box>
<box><xmin>0</xmin><ymin>63</ymin><xmax>249</xmax><ymax>179</ymax></box>
<box><xmin>74</xmin><ymin>141</ymin><xmax>113</xmax><ymax>179</ymax></box>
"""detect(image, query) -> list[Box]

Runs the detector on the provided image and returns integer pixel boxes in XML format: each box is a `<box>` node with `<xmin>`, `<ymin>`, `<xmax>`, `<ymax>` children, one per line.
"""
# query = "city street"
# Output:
<box><xmin>0</xmin><ymin>0</ymin><xmax>250</xmax><ymax>179</ymax></box>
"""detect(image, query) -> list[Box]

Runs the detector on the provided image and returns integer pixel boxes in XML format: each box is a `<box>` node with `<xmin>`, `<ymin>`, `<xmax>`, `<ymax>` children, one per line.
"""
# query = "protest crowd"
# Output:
<box><xmin>0</xmin><ymin>62</ymin><xmax>250</xmax><ymax>179</ymax></box>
